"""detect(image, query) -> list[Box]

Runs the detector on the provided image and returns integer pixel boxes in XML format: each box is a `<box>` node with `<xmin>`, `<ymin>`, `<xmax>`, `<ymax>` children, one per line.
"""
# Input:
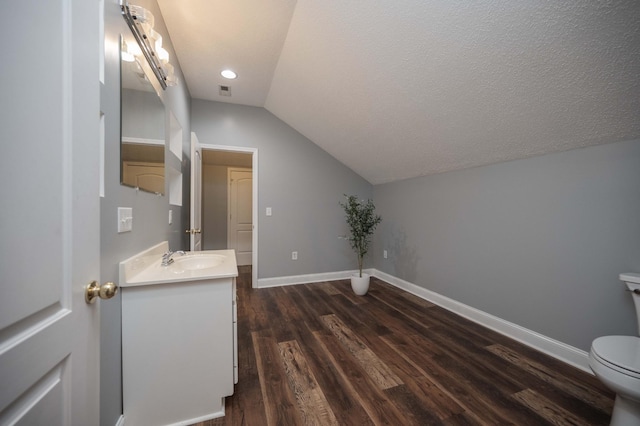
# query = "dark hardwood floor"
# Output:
<box><xmin>195</xmin><ymin>266</ymin><xmax>614</xmax><ymax>425</ymax></box>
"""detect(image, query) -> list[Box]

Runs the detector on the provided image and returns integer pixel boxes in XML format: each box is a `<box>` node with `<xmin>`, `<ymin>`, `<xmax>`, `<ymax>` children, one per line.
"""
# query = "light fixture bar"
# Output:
<box><xmin>121</xmin><ymin>1</ymin><xmax>168</xmax><ymax>89</ymax></box>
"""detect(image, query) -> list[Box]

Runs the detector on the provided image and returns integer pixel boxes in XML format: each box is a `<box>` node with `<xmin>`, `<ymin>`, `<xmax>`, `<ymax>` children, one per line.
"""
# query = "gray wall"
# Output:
<box><xmin>202</xmin><ymin>164</ymin><xmax>228</xmax><ymax>249</ymax></box>
<box><xmin>373</xmin><ymin>139</ymin><xmax>640</xmax><ymax>351</ymax></box>
<box><xmin>100</xmin><ymin>1</ymin><xmax>191</xmax><ymax>425</ymax></box>
<box><xmin>191</xmin><ymin>100</ymin><xmax>373</xmax><ymax>278</ymax></box>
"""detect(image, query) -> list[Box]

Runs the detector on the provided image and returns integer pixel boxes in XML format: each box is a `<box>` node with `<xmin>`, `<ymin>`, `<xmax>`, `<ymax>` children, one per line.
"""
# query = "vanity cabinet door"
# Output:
<box><xmin>122</xmin><ymin>279</ymin><xmax>233</xmax><ymax>425</ymax></box>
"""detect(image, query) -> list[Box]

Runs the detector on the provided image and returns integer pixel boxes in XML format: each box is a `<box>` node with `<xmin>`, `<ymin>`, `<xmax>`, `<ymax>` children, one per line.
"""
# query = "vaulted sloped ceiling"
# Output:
<box><xmin>158</xmin><ymin>0</ymin><xmax>640</xmax><ymax>184</ymax></box>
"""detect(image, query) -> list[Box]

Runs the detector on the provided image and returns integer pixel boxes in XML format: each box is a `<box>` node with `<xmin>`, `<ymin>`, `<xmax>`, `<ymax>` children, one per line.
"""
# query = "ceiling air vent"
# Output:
<box><xmin>218</xmin><ymin>85</ymin><xmax>231</xmax><ymax>97</ymax></box>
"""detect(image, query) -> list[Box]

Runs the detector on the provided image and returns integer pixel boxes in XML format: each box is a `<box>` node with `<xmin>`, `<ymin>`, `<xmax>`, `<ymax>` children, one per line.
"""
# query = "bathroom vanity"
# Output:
<box><xmin>119</xmin><ymin>242</ymin><xmax>238</xmax><ymax>425</ymax></box>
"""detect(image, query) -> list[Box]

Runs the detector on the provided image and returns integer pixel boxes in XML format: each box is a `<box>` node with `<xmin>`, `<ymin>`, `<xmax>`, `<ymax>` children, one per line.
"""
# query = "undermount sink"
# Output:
<box><xmin>170</xmin><ymin>254</ymin><xmax>225</xmax><ymax>272</ymax></box>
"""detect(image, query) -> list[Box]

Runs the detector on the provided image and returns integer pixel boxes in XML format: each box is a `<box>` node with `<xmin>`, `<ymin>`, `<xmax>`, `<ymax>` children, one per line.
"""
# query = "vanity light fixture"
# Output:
<box><xmin>121</xmin><ymin>1</ymin><xmax>177</xmax><ymax>89</ymax></box>
<box><xmin>221</xmin><ymin>69</ymin><xmax>237</xmax><ymax>79</ymax></box>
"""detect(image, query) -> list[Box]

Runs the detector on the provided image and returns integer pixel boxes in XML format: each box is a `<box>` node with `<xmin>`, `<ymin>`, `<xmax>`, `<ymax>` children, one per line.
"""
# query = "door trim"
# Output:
<box><xmin>200</xmin><ymin>144</ymin><xmax>258</xmax><ymax>288</ymax></box>
<box><xmin>190</xmin><ymin>132</ymin><xmax>202</xmax><ymax>251</ymax></box>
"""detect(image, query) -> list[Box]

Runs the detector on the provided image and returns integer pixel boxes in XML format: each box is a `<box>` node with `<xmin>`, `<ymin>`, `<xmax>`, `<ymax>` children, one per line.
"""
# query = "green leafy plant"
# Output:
<box><xmin>340</xmin><ymin>195</ymin><xmax>382</xmax><ymax>277</ymax></box>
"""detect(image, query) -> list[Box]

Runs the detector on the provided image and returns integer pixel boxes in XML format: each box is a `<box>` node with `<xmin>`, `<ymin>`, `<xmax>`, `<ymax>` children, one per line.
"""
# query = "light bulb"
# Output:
<box><xmin>121</xmin><ymin>51</ymin><xmax>135</xmax><ymax>62</ymax></box>
<box><xmin>157</xmin><ymin>47</ymin><xmax>169</xmax><ymax>63</ymax></box>
<box><xmin>127</xmin><ymin>42</ymin><xmax>142</xmax><ymax>57</ymax></box>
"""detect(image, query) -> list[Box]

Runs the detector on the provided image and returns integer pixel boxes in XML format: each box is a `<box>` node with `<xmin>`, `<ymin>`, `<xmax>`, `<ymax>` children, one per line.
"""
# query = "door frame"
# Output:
<box><xmin>201</xmin><ymin>144</ymin><xmax>258</xmax><ymax>288</ymax></box>
<box><xmin>190</xmin><ymin>132</ymin><xmax>202</xmax><ymax>251</ymax></box>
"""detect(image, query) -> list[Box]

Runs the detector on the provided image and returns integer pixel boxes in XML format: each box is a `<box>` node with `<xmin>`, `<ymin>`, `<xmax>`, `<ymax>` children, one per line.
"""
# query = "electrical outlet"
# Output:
<box><xmin>383</xmin><ymin>250</ymin><xmax>388</xmax><ymax>259</ymax></box>
<box><xmin>291</xmin><ymin>251</ymin><xmax>298</xmax><ymax>260</ymax></box>
<box><xmin>266</xmin><ymin>207</ymin><xmax>272</xmax><ymax>216</ymax></box>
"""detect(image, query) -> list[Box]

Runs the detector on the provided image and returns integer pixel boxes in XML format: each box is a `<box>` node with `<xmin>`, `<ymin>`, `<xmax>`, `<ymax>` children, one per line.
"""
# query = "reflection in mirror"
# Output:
<box><xmin>120</xmin><ymin>34</ymin><xmax>165</xmax><ymax>195</ymax></box>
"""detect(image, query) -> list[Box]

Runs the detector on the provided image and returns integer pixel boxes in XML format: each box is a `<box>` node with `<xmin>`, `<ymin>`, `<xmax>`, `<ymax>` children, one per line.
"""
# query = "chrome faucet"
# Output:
<box><xmin>161</xmin><ymin>250</ymin><xmax>186</xmax><ymax>266</ymax></box>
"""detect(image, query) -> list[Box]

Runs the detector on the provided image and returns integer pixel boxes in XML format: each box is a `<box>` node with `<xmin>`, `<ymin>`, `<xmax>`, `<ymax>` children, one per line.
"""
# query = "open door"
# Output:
<box><xmin>0</xmin><ymin>0</ymin><xmax>102</xmax><ymax>423</ymax></box>
<box><xmin>189</xmin><ymin>132</ymin><xmax>202</xmax><ymax>251</ymax></box>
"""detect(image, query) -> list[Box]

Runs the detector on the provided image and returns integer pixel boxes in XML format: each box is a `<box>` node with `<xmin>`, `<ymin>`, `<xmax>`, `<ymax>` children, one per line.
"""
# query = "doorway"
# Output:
<box><xmin>200</xmin><ymin>145</ymin><xmax>258</xmax><ymax>287</ymax></box>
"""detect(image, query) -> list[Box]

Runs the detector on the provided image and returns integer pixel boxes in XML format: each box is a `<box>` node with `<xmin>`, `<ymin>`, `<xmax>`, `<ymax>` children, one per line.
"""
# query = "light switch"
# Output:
<box><xmin>266</xmin><ymin>207</ymin><xmax>272</xmax><ymax>216</ymax></box>
<box><xmin>118</xmin><ymin>207</ymin><xmax>133</xmax><ymax>233</ymax></box>
<box><xmin>168</xmin><ymin>210</ymin><xmax>173</xmax><ymax>225</ymax></box>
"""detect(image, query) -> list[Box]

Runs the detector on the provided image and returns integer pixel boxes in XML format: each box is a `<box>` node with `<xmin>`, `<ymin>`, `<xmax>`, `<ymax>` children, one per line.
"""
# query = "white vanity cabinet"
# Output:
<box><xmin>119</xmin><ymin>244</ymin><xmax>238</xmax><ymax>426</ymax></box>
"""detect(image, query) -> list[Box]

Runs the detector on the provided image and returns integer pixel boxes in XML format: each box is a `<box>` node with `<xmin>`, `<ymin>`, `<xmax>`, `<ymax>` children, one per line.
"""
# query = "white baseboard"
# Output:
<box><xmin>115</xmin><ymin>411</ymin><xmax>224</xmax><ymax>426</ymax></box>
<box><xmin>254</xmin><ymin>268</ymin><xmax>591</xmax><ymax>373</ymax></box>
<box><xmin>371</xmin><ymin>269</ymin><xmax>591</xmax><ymax>374</ymax></box>
<box><xmin>169</xmin><ymin>410</ymin><xmax>225</xmax><ymax>426</ymax></box>
<box><xmin>257</xmin><ymin>269</ymin><xmax>373</xmax><ymax>288</ymax></box>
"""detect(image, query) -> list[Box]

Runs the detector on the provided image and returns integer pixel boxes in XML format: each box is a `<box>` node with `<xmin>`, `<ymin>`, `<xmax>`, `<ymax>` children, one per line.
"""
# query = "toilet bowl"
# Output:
<box><xmin>589</xmin><ymin>273</ymin><xmax>640</xmax><ymax>426</ymax></box>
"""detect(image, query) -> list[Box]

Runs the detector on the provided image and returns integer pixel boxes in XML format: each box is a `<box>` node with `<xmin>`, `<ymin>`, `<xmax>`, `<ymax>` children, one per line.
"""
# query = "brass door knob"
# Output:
<box><xmin>85</xmin><ymin>281</ymin><xmax>119</xmax><ymax>304</ymax></box>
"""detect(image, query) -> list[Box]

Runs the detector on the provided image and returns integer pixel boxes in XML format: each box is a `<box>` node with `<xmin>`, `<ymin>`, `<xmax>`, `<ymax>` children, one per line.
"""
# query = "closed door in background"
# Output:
<box><xmin>228</xmin><ymin>168</ymin><xmax>253</xmax><ymax>265</ymax></box>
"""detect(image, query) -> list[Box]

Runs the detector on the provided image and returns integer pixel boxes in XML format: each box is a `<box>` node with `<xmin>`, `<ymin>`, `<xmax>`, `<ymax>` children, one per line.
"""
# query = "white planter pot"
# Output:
<box><xmin>350</xmin><ymin>273</ymin><xmax>370</xmax><ymax>296</ymax></box>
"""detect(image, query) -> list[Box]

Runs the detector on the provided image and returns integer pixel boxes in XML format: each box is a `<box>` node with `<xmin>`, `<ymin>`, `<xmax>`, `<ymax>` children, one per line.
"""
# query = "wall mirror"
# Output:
<box><xmin>120</xmin><ymin>34</ymin><xmax>166</xmax><ymax>195</ymax></box>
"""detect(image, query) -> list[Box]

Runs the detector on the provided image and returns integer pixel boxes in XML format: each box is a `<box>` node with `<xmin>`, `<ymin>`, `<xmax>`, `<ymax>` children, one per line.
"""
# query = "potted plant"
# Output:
<box><xmin>340</xmin><ymin>194</ymin><xmax>382</xmax><ymax>295</ymax></box>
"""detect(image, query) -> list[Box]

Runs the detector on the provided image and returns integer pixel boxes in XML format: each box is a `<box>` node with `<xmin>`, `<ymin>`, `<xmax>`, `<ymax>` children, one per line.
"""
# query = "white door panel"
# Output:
<box><xmin>228</xmin><ymin>169</ymin><xmax>253</xmax><ymax>265</ymax></box>
<box><xmin>237</xmin><ymin>230</ymin><xmax>253</xmax><ymax>253</ymax></box>
<box><xmin>237</xmin><ymin>178</ymin><xmax>253</xmax><ymax>224</ymax></box>
<box><xmin>0</xmin><ymin>0</ymin><xmax>100</xmax><ymax>424</ymax></box>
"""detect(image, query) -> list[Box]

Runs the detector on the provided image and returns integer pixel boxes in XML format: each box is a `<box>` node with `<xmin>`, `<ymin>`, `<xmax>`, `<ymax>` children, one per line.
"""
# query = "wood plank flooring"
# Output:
<box><xmin>194</xmin><ymin>267</ymin><xmax>614</xmax><ymax>425</ymax></box>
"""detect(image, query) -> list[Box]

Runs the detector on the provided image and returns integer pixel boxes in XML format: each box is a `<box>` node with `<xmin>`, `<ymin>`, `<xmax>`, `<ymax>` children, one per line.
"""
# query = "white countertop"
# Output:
<box><xmin>119</xmin><ymin>242</ymin><xmax>238</xmax><ymax>287</ymax></box>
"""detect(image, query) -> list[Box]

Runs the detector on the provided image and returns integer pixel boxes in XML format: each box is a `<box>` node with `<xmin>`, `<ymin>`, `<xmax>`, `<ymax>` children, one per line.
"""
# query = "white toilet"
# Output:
<box><xmin>589</xmin><ymin>273</ymin><xmax>640</xmax><ymax>426</ymax></box>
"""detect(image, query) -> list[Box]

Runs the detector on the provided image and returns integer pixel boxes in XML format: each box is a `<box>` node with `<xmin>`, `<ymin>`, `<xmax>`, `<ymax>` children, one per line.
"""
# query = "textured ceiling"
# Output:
<box><xmin>158</xmin><ymin>0</ymin><xmax>640</xmax><ymax>184</ymax></box>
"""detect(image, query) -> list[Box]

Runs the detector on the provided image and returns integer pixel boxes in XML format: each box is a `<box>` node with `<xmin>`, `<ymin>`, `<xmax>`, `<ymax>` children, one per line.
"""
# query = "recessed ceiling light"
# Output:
<box><xmin>221</xmin><ymin>69</ymin><xmax>237</xmax><ymax>79</ymax></box>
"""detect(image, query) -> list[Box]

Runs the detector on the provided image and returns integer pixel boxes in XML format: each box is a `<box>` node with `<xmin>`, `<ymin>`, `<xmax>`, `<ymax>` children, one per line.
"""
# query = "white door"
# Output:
<box><xmin>0</xmin><ymin>0</ymin><xmax>101</xmax><ymax>424</ymax></box>
<box><xmin>190</xmin><ymin>132</ymin><xmax>202</xmax><ymax>251</ymax></box>
<box><xmin>228</xmin><ymin>168</ymin><xmax>253</xmax><ymax>265</ymax></box>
